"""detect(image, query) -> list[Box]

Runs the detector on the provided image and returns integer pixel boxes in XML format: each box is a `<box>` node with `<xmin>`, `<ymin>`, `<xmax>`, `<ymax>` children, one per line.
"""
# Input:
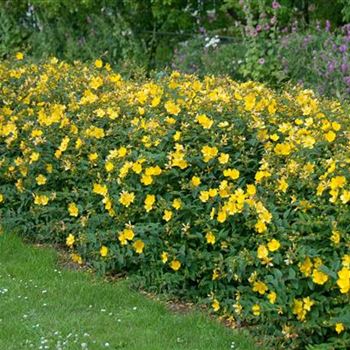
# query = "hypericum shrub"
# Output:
<box><xmin>1</xmin><ymin>56</ymin><xmax>350</xmax><ymax>349</ymax></box>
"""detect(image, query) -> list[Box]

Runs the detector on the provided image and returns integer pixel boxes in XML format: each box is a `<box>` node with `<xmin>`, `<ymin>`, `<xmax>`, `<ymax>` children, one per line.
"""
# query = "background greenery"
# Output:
<box><xmin>2</xmin><ymin>0</ymin><xmax>350</xmax><ymax>99</ymax></box>
<box><xmin>0</xmin><ymin>0</ymin><xmax>349</xmax><ymax>65</ymax></box>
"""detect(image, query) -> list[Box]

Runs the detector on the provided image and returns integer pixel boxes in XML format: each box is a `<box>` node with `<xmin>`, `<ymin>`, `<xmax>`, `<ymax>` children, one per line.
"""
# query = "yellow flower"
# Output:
<box><xmin>340</xmin><ymin>190</ymin><xmax>350</xmax><ymax>204</ymax></box>
<box><xmin>196</xmin><ymin>114</ymin><xmax>213</xmax><ymax>129</ymax></box>
<box><xmin>172</xmin><ymin>198</ymin><xmax>182</xmax><ymax>210</ymax></box>
<box><xmin>89</xmin><ymin>76</ymin><xmax>103</xmax><ymax>90</ymax></box>
<box><xmin>141</xmin><ymin>174</ymin><xmax>153</xmax><ymax>186</ymax></box>
<box><xmin>161</xmin><ymin>252</ymin><xmax>168</xmax><ymax>263</ymax></box>
<box><xmin>252</xmin><ymin>281</ymin><xmax>268</xmax><ymax>295</ymax></box>
<box><xmin>118</xmin><ymin>228</ymin><xmax>135</xmax><ymax>245</ymax></box>
<box><xmin>217</xmin><ymin>210</ymin><xmax>227</xmax><ymax>223</ymax></box>
<box><xmin>325</xmin><ymin>130</ymin><xmax>336</xmax><ymax>142</ymax></box>
<box><xmin>252</xmin><ymin>304</ymin><xmax>261</xmax><ymax>316</ymax></box>
<box><xmin>34</xmin><ymin>194</ymin><xmax>49</xmax><ymax>206</ymax></box>
<box><xmin>163</xmin><ymin>210</ymin><xmax>173</xmax><ymax>222</ymax></box>
<box><xmin>71</xmin><ymin>253</ymin><xmax>83</xmax><ymax>265</ymax></box>
<box><xmin>66</xmin><ymin>234</ymin><xmax>75</xmax><ymax>248</ymax></box>
<box><xmin>270</xmin><ymin>133</ymin><xmax>279</xmax><ymax>141</ymax></box>
<box><xmin>0</xmin><ymin>193</ymin><xmax>3</xmax><ymax>203</ymax></box>
<box><xmin>267</xmin><ymin>239</ymin><xmax>280</xmax><ymax>252</ymax></box>
<box><xmin>16</xmin><ymin>52</ymin><xmax>24</xmax><ymax>60</ymax></box>
<box><xmin>257</xmin><ymin>245</ymin><xmax>269</xmax><ymax>259</ymax></box>
<box><xmin>302</xmin><ymin>135</ymin><xmax>316</xmax><ymax>149</ymax></box>
<box><xmin>123</xmin><ymin>228</ymin><xmax>135</xmax><ymax>241</ymax></box>
<box><xmin>170</xmin><ymin>259</ymin><xmax>181</xmax><ymax>271</ymax></box>
<box><xmin>85</xmin><ymin>126</ymin><xmax>105</xmax><ymax>139</ymax></box>
<box><xmin>223</xmin><ymin>168</ymin><xmax>240</xmax><ymax>180</ymax></box>
<box><xmin>30</xmin><ymin>152</ymin><xmax>40</xmax><ymax>163</ymax></box>
<box><xmin>274</xmin><ymin>143</ymin><xmax>293</xmax><ymax>156</ymax></box>
<box><xmin>93</xmin><ymin>183</ymin><xmax>108</xmax><ymax>196</ymax></box>
<box><xmin>191</xmin><ymin>176</ymin><xmax>201</xmax><ymax>187</ymax></box>
<box><xmin>332</xmin><ymin>121</ymin><xmax>341</xmax><ymax>131</ymax></box>
<box><xmin>255</xmin><ymin>170</ymin><xmax>271</xmax><ymax>183</ymax></box>
<box><xmin>244</xmin><ymin>93</ymin><xmax>256</xmax><ymax>111</ymax></box>
<box><xmin>246</xmin><ymin>184</ymin><xmax>256</xmax><ymax>196</ymax></box>
<box><xmin>132</xmin><ymin>162</ymin><xmax>143</xmax><ymax>174</ymax></box>
<box><xmin>144</xmin><ymin>194</ymin><xmax>156</xmax><ymax>212</ymax></box>
<box><xmin>292</xmin><ymin>299</ymin><xmax>307</xmax><ymax>321</ymax></box>
<box><xmin>277</xmin><ymin>178</ymin><xmax>288</xmax><ymax>193</ymax></box>
<box><xmin>88</xmin><ymin>153</ymin><xmax>98</xmax><ymax>162</ymax></box>
<box><xmin>36</xmin><ymin>174</ymin><xmax>47</xmax><ymax>185</ymax></box>
<box><xmin>336</xmin><ymin>267</ymin><xmax>350</xmax><ymax>293</ymax></box>
<box><xmin>164</xmin><ymin>100</ymin><xmax>181</xmax><ymax>115</ymax></box>
<box><xmin>299</xmin><ymin>257</ymin><xmax>313</xmax><ymax>277</ymax></box>
<box><xmin>145</xmin><ymin>166</ymin><xmax>162</xmax><ymax>176</ymax></box>
<box><xmin>218</xmin><ymin>153</ymin><xmax>230</xmax><ymax>165</ymax></box>
<box><xmin>212</xmin><ymin>299</ymin><xmax>220</xmax><ymax>312</ymax></box>
<box><xmin>133</xmin><ymin>240</ymin><xmax>145</xmax><ymax>254</ymax></box>
<box><xmin>268</xmin><ymin>291</ymin><xmax>277</xmax><ymax>304</ymax></box>
<box><xmin>103</xmin><ymin>196</ymin><xmax>113</xmax><ymax>212</ymax></box>
<box><xmin>55</xmin><ymin>150</ymin><xmax>62</xmax><ymax>159</ymax></box>
<box><xmin>119</xmin><ymin>191</ymin><xmax>135</xmax><ymax>207</ymax></box>
<box><xmin>208</xmin><ymin>188</ymin><xmax>217</xmax><ymax>197</ymax></box>
<box><xmin>201</xmin><ymin>145</ymin><xmax>218</xmax><ymax>163</ymax></box>
<box><xmin>303</xmin><ymin>297</ymin><xmax>314</xmax><ymax>311</ymax></box>
<box><xmin>335</xmin><ymin>323</ymin><xmax>345</xmax><ymax>334</ymax></box>
<box><xmin>342</xmin><ymin>255</ymin><xmax>350</xmax><ymax>268</ymax></box>
<box><xmin>330</xmin><ymin>176</ymin><xmax>346</xmax><ymax>190</ymax></box>
<box><xmin>95</xmin><ymin>59</ymin><xmax>103</xmax><ymax>68</ymax></box>
<box><xmin>118</xmin><ymin>147</ymin><xmax>128</xmax><ymax>158</ymax></box>
<box><xmin>255</xmin><ymin>220</ymin><xmax>267</xmax><ymax>233</ymax></box>
<box><xmin>173</xmin><ymin>131</ymin><xmax>181</xmax><ymax>141</ymax></box>
<box><xmin>100</xmin><ymin>245</ymin><xmax>108</xmax><ymax>257</ymax></box>
<box><xmin>68</xmin><ymin>202</ymin><xmax>79</xmax><ymax>217</ymax></box>
<box><xmin>75</xmin><ymin>138</ymin><xmax>83</xmax><ymax>149</ymax></box>
<box><xmin>105</xmin><ymin>161</ymin><xmax>114</xmax><ymax>173</ymax></box>
<box><xmin>331</xmin><ymin>230</ymin><xmax>341</xmax><ymax>244</ymax></box>
<box><xmin>199</xmin><ymin>191</ymin><xmax>209</xmax><ymax>202</ymax></box>
<box><xmin>212</xmin><ymin>268</ymin><xmax>220</xmax><ymax>280</ymax></box>
<box><xmin>205</xmin><ymin>232</ymin><xmax>216</xmax><ymax>245</ymax></box>
<box><xmin>312</xmin><ymin>269</ymin><xmax>329</xmax><ymax>285</ymax></box>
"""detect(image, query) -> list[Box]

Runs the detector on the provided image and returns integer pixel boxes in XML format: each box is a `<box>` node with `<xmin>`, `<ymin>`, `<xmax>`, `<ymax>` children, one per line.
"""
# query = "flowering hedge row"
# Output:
<box><xmin>1</xmin><ymin>57</ymin><xmax>350</xmax><ymax>348</ymax></box>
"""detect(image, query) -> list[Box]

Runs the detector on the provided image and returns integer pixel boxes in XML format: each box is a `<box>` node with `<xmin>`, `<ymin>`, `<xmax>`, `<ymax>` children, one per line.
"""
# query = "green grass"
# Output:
<box><xmin>0</xmin><ymin>233</ymin><xmax>258</xmax><ymax>350</ymax></box>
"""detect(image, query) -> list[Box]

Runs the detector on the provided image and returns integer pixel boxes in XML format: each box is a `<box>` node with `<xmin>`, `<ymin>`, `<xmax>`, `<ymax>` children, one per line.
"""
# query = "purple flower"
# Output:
<box><xmin>339</xmin><ymin>44</ymin><xmax>347</xmax><ymax>53</ymax></box>
<box><xmin>272</xmin><ymin>1</ymin><xmax>281</xmax><ymax>9</ymax></box>
<box><xmin>249</xmin><ymin>29</ymin><xmax>258</xmax><ymax>37</ymax></box>
<box><xmin>256</xmin><ymin>24</ymin><xmax>262</xmax><ymax>32</ymax></box>
<box><xmin>325</xmin><ymin>20</ymin><xmax>331</xmax><ymax>32</ymax></box>
<box><xmin>341</xmin><ymin>63</ymin><xmax>348</xmax><ymax>73</ymax></box>
<box><xmin>343</xmin><ymin>24</ymin><xmax>350</xmax><ymax>36</ymax></box>
<box><xmin>344</xmin><ymin>76</ymin><xmax>350</xmax><ymax>86</ymax></box>
<box><xmin>258</xmin><ymin>58</ymin><xmax>265</xmax><ymax>65</ymax></box>
<box><xmin>327</xmin><ymin>61</ymin><xmax>336</xmax><ymax>73</ymax></box>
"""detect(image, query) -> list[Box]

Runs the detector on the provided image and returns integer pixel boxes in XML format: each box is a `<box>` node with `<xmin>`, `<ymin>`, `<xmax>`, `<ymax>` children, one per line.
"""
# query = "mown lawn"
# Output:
<box><xmin>0</xmin><ymin>234</ymin><xmax>258</xmax><ymax>350</ymax></box>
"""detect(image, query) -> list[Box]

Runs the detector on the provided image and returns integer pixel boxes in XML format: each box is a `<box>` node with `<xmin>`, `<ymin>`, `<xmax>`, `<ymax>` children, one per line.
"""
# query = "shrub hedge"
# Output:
<box><xmin>1</xmin><ymin>56</ymin><xmax>350</xmax><ymax>348</ymax></box>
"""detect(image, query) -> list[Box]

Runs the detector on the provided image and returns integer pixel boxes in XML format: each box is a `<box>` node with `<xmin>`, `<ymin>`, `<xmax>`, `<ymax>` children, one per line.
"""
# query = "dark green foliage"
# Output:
<box><xmin>1</xmin><ymin>0</ymin><xmax>350</xmax><ymax>70</ymax></box>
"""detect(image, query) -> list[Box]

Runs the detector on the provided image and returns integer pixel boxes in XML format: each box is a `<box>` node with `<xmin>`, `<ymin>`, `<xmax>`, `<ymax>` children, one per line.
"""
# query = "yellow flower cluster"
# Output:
<box><xmin>1</xmin><ymin>57</ymin><xmax>350</xmax><ymax>347</ymax></box>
